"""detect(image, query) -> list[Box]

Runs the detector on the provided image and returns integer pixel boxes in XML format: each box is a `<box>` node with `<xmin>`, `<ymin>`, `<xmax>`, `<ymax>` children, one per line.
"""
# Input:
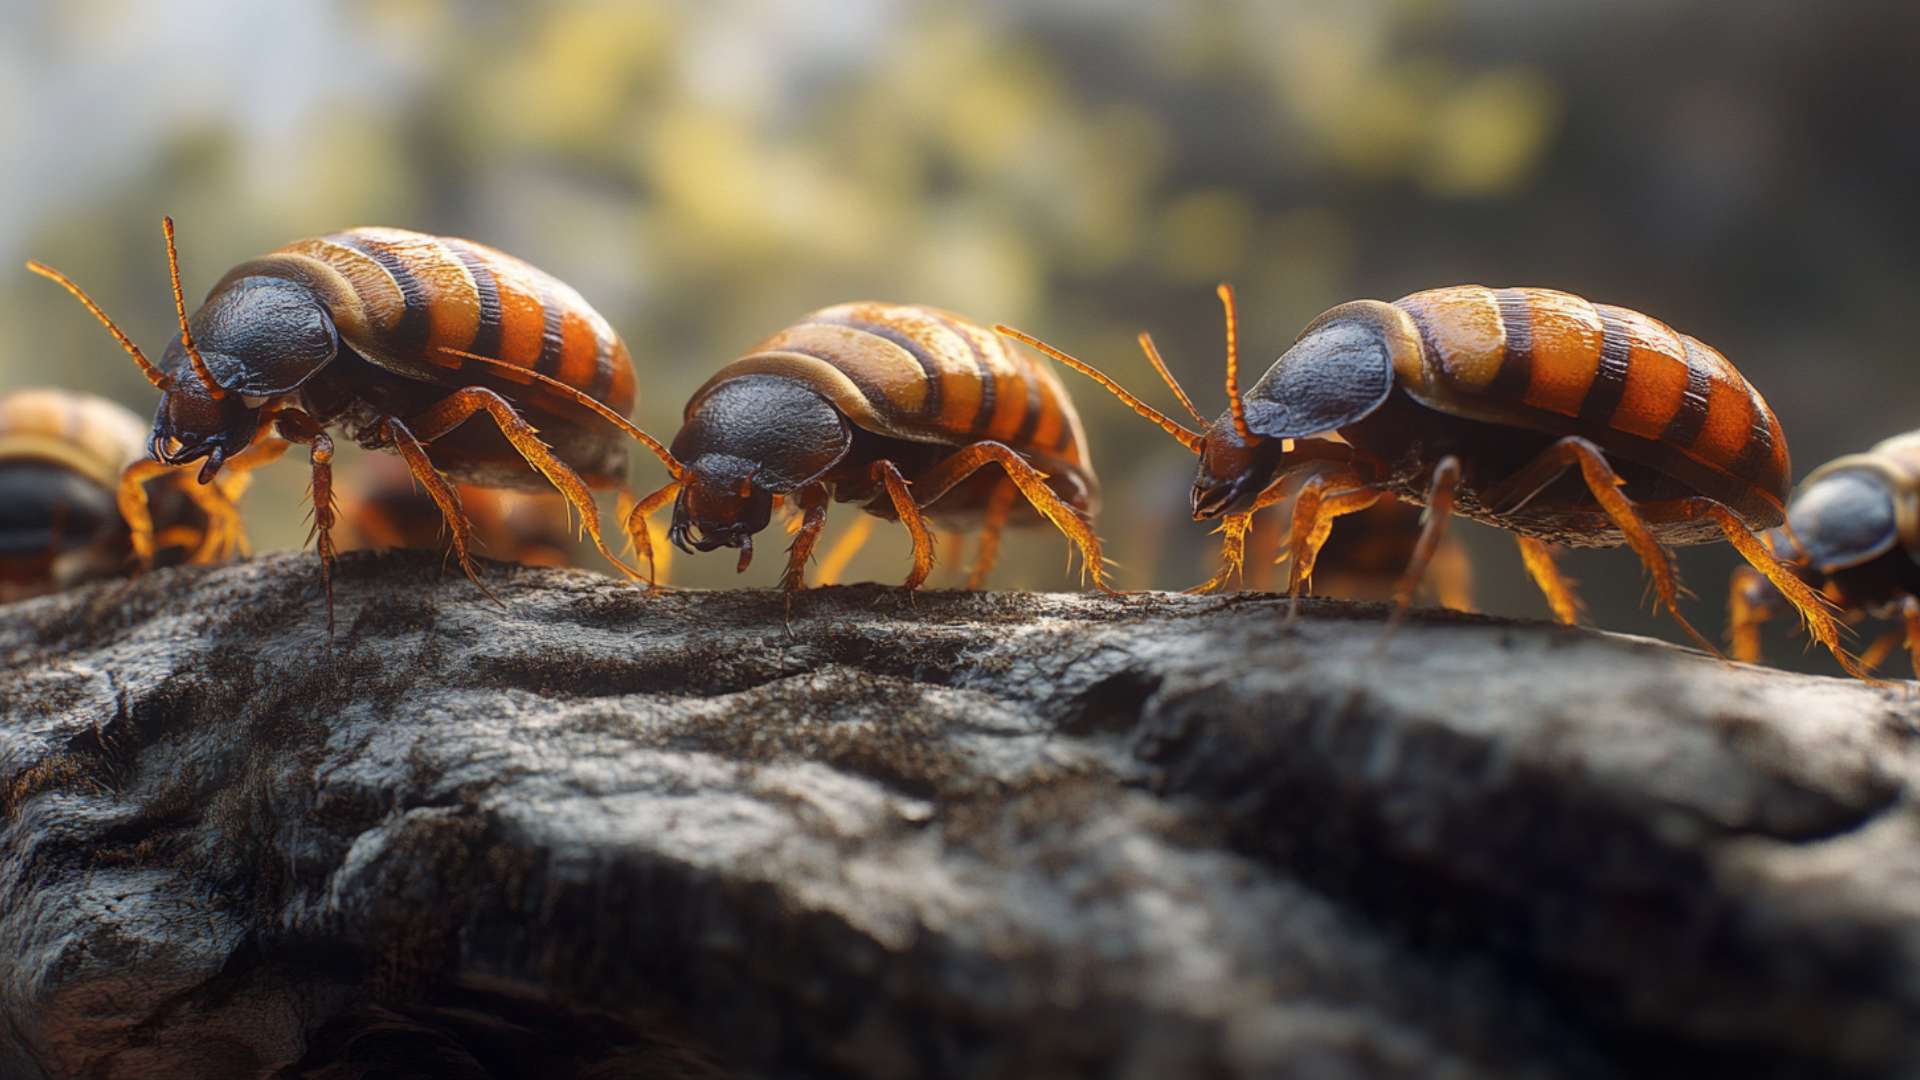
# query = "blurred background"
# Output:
<box><xmin>2</xmin><ymin>0</ymin><xmax>1914</xmax><ymax>670</ymax></box>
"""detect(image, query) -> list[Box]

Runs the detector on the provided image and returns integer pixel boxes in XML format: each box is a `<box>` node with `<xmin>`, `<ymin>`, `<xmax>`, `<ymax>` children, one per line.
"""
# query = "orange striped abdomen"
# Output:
<box><xmin>218</xmin><ymin>228</ymin><xmax>636</xmax><ymax>418</ymax></box>
<box><xmin>1391</xmin><ymin>286</ymin><xmax>1790</xmax><ymax>501</ymax></box>
<box><xmin>0</xmin><ymin>389</ymin><xmax>148</xmax><ymax>487</ymax></box>
<box><xmin>691</xmin><ymin>302</ymin><xmax>1092</xmax><ymax>470</ymax></box>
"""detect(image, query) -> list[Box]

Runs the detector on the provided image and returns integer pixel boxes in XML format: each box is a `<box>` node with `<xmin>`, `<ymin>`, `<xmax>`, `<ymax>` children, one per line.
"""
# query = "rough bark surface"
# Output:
<box><xmin>0</xmin><ymin>551</ymin><xmax>1911</xmax><ymax>1079</ymax></box>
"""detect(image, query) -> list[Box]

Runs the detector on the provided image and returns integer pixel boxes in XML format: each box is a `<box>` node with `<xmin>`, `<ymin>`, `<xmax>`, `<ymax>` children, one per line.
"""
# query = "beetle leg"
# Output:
<box><xmin>1190</xmin><ymin>480</ymin><xmax>1294</xmax><ymax>595</ymax></box>
<box><xmin>1380</xmin><ymin>456</ymin><xmax>1462</xmax><ymax>640</ymax></box>
<box><xmin>1517</xmin><ymin>536</ymin><xmax>1585</xmax><ymax>626</ymax></box>
<box><xmin>380</xmin><ymin>416</ymin><xmax>495</xmax><ymax>603</ymax></box>
<box><xmin>1853</xmin><ymin>625</ymin><xmax>1902</xmax><ymax>677</ymax></box>
<box><xmin>816</xmin><ymin>511</ymin><xmax>875</xmax><ymax>587</ymax></box>
<box><xmin>619</xmin><ymin>483</ymin><xmax>681</xmax><ymax>588</ymax></box>
<box><xmin>258</xmin><ymin>408</ymin><xmax>340</xmax><ymax>630</ymax></box>
<box><xmin>116</xmin><ymin>459</ymin><xmax>170</xmax><ymax>570</ymax></box>
<box><xmin>1726</xmin><ymin>565</ymin><xmax>1779</xmax><ymax>663</ymax></box>
<box><xmin>1191</xmin><ymin>514</ymin><xmax>1253</xmax><ymax>595</ymax></box>
<box><xmin>869</xmin><ymin>460</ymin><xmax>936</xmax><ymax>592</ymax></box>
<box><xmin>777</xmin><ymin>483</ymin><xmax>834</xmax><ymax>606</ymax></box>
<box><xmin>116</xmin><ymin>456</ymin><xmax>245</xmax><ymax>569</ymax></box>
<box><xmin>178</xmin><ymin>434</ymin><xmax>287</xmax><ymax>562</ymax></box>
<box><xmin>202</xmin><ymin>436</ymin><xmax>290</xmax><ymax>560</ymax></box>
<box><xmin>1900</xmin><ymin>597</ymin><xmax>1920</xmax><ymax>683</ymax></box>
<box><xmin>1667</xmin><ymin>495</ymin><xmax>1866</xmax><ymax>680</ymax></box>
<box><xmin>963</xmin><ymin>482</ymin><xmax>1020</xmax><ymax>590</ymax></box>
<box><xmin>907</xmin><ymin>441</ymin><xmax>1110</xmax><ymax>593</ymax></box>
<box><xmin>1241</xmin><ymin>508</ymin><xmax>1283</xmax><ymax>592</ymax></box>
<box><xmin>782</xmin><ymin>484</ymin><xmax>831</xmax><ymax>587</ymax></box>
<box><xmin>398</xmin><ymin>387</ymin><xmax>638</xmax><ymax>581</ymax></box>
<box><xmin>1484</xmin><ymin>436</ymin><xmax>1723</xmax><ymax>658</ymax></box>
<box><xmin>1193</xmin><ymin>441</ymin><xmax>1378</xmax><ymax>596</ymax></box>
<box><xmin>1284</xmin><ymin>476</ymin><xmax>1386</xmax><ymax>617</ymax></box>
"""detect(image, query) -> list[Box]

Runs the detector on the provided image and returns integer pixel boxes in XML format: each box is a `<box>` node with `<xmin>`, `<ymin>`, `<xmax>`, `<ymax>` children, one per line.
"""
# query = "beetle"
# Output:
<box><xmin>341</xmin><ymin>451</ymin><xmax>578</xmax><ymax>569</ymax></box>
<box><xmin>1729</xmin><ymin>430</ymin><xmax>1920</xmax><ymax>680</ymax></box>
<box><xmin>998</xmin><ymin>284</ymin><xmax>1843</xmax><ymax>659</ymax></box>
<box><xmin>0</xmin><ymin>387</ymin><xmax>242</xmax><ymax>600</ymax></box>
<box><xmin>620</xmin><ymin>301</ymin><xmax>1108</xmax><ymax>594</ymax></box>
<box><xmin>29</xmin><ymin>218</ymin><xmax>680</xmax><ymax>624</ymax></box>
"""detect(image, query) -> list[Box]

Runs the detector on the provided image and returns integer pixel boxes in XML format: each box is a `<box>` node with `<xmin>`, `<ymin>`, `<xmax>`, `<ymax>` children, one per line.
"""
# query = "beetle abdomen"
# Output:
<box><xmin>0</xmin><ymin>388</ymin><xmax>147</xmax><ymax>486</ymax></box>
<box><xmin>1388</xmin><ymin>286</ymin><xmax>1790</xmax><ymax>502</ymax></box>
<box><xmin>212</xmin><ymin>228</ymin><xmax>636</xmax><ymax>417</ymax></box>
<box><xmin>688</xmin><ymin>302</ymin><xmax>1092</xmax><ymax>469</ymax></box>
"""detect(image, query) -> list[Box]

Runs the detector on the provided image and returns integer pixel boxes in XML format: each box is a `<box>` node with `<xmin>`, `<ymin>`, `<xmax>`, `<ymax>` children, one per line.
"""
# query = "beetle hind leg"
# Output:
<box><xmin>400</xmin><ymin>386</ymin><xmax>638</xmax><ymax>581</ymax></box>
<box><xmin>1485</xmin><ymin>436</ymin><xmax>1723</xmax><ymax>658</ymax></box>
<box><xmin>908</xmin><ymin>441</ymin><xmax>1111</xmax><ymax>593</ymax></box>
<box><xmin>1671</xmin><ymin>496</ymin><xmax>1869</xmax><ymax>681</ymax></box>
<box><xmin>382</xmin><ymin>416</ymin><xmax>491</xmax><ymax>608</ymax></box>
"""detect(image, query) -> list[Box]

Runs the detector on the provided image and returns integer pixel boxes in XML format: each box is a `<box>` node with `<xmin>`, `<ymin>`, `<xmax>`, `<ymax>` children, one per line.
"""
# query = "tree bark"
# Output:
<box><xmin>0</xmin><ymin>551</ymin><xmax>1911</xmax><ymax>1078</ymax></box>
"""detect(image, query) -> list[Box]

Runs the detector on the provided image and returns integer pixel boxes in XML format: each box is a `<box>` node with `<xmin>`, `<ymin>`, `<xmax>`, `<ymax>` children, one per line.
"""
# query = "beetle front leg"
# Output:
<box><xmin>779</xmin><ymin>483</ymin><xmax>832</xmax><ymax>594</ymax></box>
<box><xmin>621</xmin><ymin>481</ymin><xmax>683</xmax><ymax>589</ymax></box>
<box><xmin>1281</xmin><ymin>473</ymin><xmax>1385</xmax><ymax>616</ymax></box>
<box><xmin>269</xmin><ymin>409</ymin><xmax>339</xmax><ymax>629</ymax></box>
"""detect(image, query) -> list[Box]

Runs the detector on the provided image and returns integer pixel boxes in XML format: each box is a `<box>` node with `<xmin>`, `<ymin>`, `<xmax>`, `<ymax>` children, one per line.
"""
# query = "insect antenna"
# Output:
<box><xmin>162</xmin><ymin>216</ymin><xmax>226</xmax><ymax>398</ymax></box>
<box><xmin>25</xmin><ymin>260</ymin><xmax>173</xmax><ymax>391</ymax></box>
<box><xmin>1134</xmin><ymin>331</ymin><xmax>1209</xmax><ymax>427</ymax></box>
<box><xmin>1218</xmin><ymin>283</ymin><xmax>1253</xmax><ymax>442</ymax></box>
<box><xmin>994</xmin><ymin>325</ymin><xmax>1205</xmax><ymax>453</ymax></box>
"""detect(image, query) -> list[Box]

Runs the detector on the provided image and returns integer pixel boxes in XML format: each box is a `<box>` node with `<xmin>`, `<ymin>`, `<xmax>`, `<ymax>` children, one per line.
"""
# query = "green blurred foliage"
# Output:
<box><xmin>3</xmin><ymin>0</ymin><xmax>1915</xmax><ymax>669</ymax></box>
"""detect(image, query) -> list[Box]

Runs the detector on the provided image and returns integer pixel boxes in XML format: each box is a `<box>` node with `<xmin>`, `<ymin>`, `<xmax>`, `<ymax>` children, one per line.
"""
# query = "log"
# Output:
<box><xmin>0</xmin><ymin>551</ymin><xmax>1911</xmax><ymax>1078</ymax></box>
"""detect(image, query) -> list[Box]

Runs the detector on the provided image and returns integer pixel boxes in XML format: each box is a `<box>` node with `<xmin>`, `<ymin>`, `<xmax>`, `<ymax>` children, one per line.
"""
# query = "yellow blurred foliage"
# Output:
<box><xmin>1419</xmin><ymin>70</ymin><xmax>1559</xmax><ymax>197</ymax></box>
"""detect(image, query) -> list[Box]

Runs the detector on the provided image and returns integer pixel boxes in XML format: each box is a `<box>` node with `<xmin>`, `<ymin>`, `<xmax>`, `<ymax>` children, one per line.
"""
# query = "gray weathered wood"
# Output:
<box><xmin>0</xmin><ymin>552</ymin><xmax>1911</xmax><ymax>1078</ymax></box>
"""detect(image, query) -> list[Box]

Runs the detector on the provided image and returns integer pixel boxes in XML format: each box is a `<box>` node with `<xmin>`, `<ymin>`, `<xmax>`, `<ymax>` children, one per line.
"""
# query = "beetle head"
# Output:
<box><xmin>1190</xmin><ymin>420</ymin><xmax>1287</xmax><ymax>520</ymax></box>
<box><xmin>1786</xmin><ymin>466</ymin><xmax>1900</xmax><ymax>575</ymax></box>
<box><xmin>150</xmin><ymin>349</ymin><xmax>261</xmax><ymax>484</ymax></box>
<box><xmin>663</xmin><ymin>375</ymin><xmax>853</xmax><ymax>573</ymax></box>
<box><xmin>670</xmin><ymin>453</ymin><xmax>775</xmax><ymax>569</ymax></box>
